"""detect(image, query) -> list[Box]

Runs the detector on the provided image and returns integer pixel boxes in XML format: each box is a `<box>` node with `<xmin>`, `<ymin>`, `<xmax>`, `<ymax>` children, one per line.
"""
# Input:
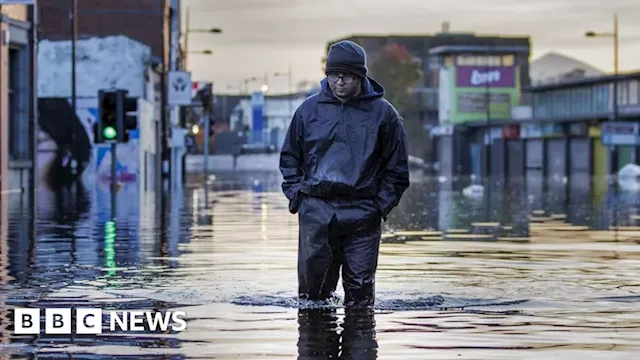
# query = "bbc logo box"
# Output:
<box><xmin>14</xmin><ymin>308</ymin><xmax>103</xmax><ymax>335</ymax></box>
<box><xmin>13</xmin><ymin>308</ymin><xmax>187</xmax><ymax>334</ymax></box>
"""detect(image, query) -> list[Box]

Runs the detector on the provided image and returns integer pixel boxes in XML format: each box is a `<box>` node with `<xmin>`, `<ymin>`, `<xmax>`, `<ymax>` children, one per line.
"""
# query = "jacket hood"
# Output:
<box><xmin>318</xmin><ymin>76</ymin><xmax>385</xmax><ymax>105</ymax></box>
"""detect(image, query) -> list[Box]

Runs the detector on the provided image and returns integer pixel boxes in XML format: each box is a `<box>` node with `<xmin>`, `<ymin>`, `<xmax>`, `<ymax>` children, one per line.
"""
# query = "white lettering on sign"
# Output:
<box><xmin>470</xmin><ymin>70</ymin><xmax>501</xmax><ymax>86</ymax></box>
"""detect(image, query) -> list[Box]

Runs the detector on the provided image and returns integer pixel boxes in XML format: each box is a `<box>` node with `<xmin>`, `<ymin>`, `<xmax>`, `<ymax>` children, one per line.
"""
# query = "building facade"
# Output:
<box><xmin>430</xmin><ymin>43</ymin><xmax>530</xmax><ymax>181</ymax></box>
<box><xmin>37</xmin><ymin>0</ymin><xmax>183</xmax><ymax>188</ymax></box>
<box><xmin>38</xmin><ymin>0</ymin><xmax>169</xmax><ymax>60</ymax></box>
<box><xmin>453</xmin><ymin>71</ymin><xmax>640</xmax><ymax>198</ymax></box>
<box><xmin>0</xmin><ymin>4</ymin><xmax>36</xmax><ymax>210</ymax></box>
<box><xmin>524</xmin><ymin>72</ymin><xmax>640</xmax><ymax>179</ymax></box>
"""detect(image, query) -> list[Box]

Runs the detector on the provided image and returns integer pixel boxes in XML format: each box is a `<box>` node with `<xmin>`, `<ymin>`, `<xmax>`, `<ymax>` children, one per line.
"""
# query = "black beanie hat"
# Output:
<box><xmin>325</xmin><ymin>40</ymin><xmax>367</xmax><ymax>80</ymax></box>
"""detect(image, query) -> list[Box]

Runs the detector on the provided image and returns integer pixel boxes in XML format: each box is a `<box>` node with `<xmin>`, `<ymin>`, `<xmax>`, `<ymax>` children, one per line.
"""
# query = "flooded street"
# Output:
<box><xmin>2</xmin><ymin>168</ymin><xmax>640</xmax><ymax>359</ymax></box>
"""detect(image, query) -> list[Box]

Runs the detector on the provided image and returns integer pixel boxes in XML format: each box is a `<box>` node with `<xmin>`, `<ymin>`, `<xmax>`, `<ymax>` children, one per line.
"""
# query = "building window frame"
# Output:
<box><xmin>7</xmin><ymin>30</ymin><xmax>31</xmax><ymax>162</ymax></box>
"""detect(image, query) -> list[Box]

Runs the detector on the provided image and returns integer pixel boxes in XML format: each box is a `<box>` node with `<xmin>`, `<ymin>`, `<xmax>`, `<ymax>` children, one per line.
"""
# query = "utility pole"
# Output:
<box><xmin>203</xmin><ymin>82</ymin><xmax>212</xmax><ymax>208</ymax></box>
<box><xmin>161</xmin><ymin>0</ymin><xmax>169</xmax><ymax>183</ymax></box>
<box><xmin>485</xmin><ymin>52</ymin><xmax>491</xmax><ymax>179</ymax></box>
<box><xmin>585</xmin><ymin>13</ymin><xmax>620</xmax><ymax>174</ymax></box>
<box><xmin>184</xmin><ymin>6</ymin><xmax>190</xmax><ymax>69</ymax></box>
<box><xmin>288</xmin><ymin>64</ymin><xmax>293</xmax><ymax>119</ymax></box>
<box><xmin>70</xmin><ymin>0</ymin><xmax>78</xmax><ymax>175</ymax></box>
<box><xmin>29</xmin><ymin>1</ymin><xmax>40</xmax><ymax>224</ymax></box>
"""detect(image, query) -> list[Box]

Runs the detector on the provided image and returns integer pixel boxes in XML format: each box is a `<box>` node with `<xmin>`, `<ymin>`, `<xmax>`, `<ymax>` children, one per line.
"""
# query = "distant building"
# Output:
<box><xmin>229</xmin><ymin>93</ymin><xmax>307</xmax><ymax>146</ymax></box>
<box><xmin>530</xmin><ymin>52</ymin><xmax>605</xmax><ymax>86</ymax></box>
<box><xmin>0</xmin><ymin>4</ymin><xmax>37</xmax><ymax>203</ymax></box>
<box><xmin>38</xmin><ymin>0</ymin><xmax>178</xmax><ymax>60</ymax></box>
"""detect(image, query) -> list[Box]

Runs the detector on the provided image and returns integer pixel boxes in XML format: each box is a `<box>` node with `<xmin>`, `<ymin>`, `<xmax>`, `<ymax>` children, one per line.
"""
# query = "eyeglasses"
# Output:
<box><xmin>327</xmin><ymin>73</ymin><xmax>355</xmax><ymax>84</ymax></box>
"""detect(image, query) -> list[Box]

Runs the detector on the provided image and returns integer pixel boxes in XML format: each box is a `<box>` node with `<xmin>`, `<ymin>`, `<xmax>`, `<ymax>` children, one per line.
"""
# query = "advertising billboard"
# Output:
<box><xmin>443</xmin><ymin>65</ymin><xmax>520</xmax><ymax>124</ymax></box>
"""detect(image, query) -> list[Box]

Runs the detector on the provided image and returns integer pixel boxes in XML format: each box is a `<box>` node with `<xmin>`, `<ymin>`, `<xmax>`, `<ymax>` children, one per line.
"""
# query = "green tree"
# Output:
<box><xmin>368</xmin><ymin>43</ymin><xmax>421</xmax><ymax>112</ymax></box>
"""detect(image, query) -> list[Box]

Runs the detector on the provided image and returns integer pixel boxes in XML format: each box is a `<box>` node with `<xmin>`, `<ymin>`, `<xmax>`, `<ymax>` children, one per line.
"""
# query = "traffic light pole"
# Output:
<box><xmin>111</xmin><ymin>142</ymin><xmax>116</xmax><ymax>219</ymax></box>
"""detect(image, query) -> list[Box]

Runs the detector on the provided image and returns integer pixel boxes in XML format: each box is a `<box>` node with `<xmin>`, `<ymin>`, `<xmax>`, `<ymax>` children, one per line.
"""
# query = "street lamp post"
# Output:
<box><xmin>274</xmin><ymin>64</ymin><xmax>293</xmax><ymax>122</ymax></box>
<box><xmin>188</xmin><ymin>49</ymin><xmax>214</xmax><ymax>55</ymax></box>
<box><xmin>243</xmin><ymin>75</ymin><xmax>268</xmax><ymax>94</ymax></box>
<box><xmin>183</xmin><ymin>6</ymin><xmax>222</xmax><ymax>69</ymax></box>
<box><xmin>585</xmin><ymin>13</ymin><xmax>619</xmax><ymax>174</ymax></box>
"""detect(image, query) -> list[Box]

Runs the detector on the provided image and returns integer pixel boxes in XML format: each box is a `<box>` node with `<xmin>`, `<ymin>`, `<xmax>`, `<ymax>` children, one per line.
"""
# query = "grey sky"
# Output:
<box><xmin>183</xmin><ymin>0</ymin><xmax>640</xmax><ymax>94</ymax></box>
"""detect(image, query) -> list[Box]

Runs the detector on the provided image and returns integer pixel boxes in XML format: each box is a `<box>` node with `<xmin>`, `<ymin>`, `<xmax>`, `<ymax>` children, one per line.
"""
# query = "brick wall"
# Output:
<box><xmin>38</xmin><ymin>0</ymin><xmax>165</xmax><ymax>58</ymax></box>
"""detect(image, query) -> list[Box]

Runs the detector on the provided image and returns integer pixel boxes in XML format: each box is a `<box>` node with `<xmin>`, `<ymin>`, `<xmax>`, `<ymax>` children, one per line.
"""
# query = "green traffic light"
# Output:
<box><xmin>103</xmin><ymin>126</ymin><xmax>117</xmax><ymax>140</ymax></box>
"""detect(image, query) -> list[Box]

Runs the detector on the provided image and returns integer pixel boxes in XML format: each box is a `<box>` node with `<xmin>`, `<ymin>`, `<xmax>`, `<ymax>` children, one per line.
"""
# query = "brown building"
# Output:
<box><xmin>38</xmin><ymin>0</ymin><xmax>171</xmax><ymax>60</ymax></box>
<box><xmin>0</xmin><ymin>4</ymin><xmax>37</xmax><ymax>209</ymax></box>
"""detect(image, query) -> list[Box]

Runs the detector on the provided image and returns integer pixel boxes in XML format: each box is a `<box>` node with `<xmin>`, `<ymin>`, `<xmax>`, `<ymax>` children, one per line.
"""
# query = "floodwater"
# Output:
<box><xmin>1</xmin><ymin>168</ymin><xmax>640</xmax><ymax>359</ymax></box>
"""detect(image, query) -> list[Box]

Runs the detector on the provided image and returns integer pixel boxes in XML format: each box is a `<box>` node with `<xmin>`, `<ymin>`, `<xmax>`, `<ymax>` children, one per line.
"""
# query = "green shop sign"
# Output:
<box><xmin>447</xmin><ymin>65</ymin><xmax>520</xmax><ymax>124</ymax></box>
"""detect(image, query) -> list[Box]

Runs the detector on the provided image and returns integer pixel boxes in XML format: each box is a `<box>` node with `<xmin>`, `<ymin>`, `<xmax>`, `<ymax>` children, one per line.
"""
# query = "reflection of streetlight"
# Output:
<box><xmin>585</xmin><ymin>13</ymin><xmax>619</xmax><ymax>175</ymax></box>
<box><xmin>191</xmin><ymin>124</ymin><xmax>200</xmax><ymax>134</ymax></box>
<box><xmin>183</xmin><ymin>6</ymin><xmax>223</xmax><ymax>69</ymax></box>
<box><xmin>261</xmin><ymin>84</ymin><xmax>269</xmax><ymax>93</ymax></box>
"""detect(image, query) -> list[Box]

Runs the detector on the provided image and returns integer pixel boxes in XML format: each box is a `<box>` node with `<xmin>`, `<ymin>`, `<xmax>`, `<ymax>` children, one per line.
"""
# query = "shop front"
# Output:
<box><xmin>521</xmin><ymin>123</ymin><xmax>544</xmax><ymax>208</ymax></box>
<box><xmin>601</xmin><ymin>122</ymin><xmax>640</xmax><ymax>174</ymax></box>
<box><xmin>503</xmin><ymin>124</ymin><xmax>523</xmax><ymax>178</ymax></box>
<box><xmin>486</xmin><ymin>127</ymin><xmax>505</xmax><ymax>181</ymax></box>
<box><xmin>435</xmin><ymin>54</ymin><xmax>521</xmax><ymax>180</ymax></box>
<box><xmin>567</xmin><ymin>122</ymin><xmax>592</xmax><ymax>180</ymax></box>
<box><xmin>542</xmin><ymin>123</ymin><xmax>566</xmax><ymax>183</ymax></box>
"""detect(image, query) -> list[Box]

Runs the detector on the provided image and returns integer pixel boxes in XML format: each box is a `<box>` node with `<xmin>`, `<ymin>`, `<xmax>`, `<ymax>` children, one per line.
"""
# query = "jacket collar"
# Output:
<box><xmin>317</xmin><ymin>78</ymin><xmax>380</xmax><ymax>111</ymax></box>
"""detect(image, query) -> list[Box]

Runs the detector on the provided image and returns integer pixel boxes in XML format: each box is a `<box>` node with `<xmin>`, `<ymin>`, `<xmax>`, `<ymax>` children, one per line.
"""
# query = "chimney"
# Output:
<box><xmin>441</xmin><ymin>21</ymin><xmax>450</xmax><ymax>33</ymax></box>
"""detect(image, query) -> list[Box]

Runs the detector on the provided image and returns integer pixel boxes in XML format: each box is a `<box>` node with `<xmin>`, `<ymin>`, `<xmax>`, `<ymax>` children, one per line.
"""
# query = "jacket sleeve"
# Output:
<box><xmin>279</xmin><ymin>108</ymin><xmax>305</xmax><ymax>214</ymax></box>
<box><xmin>375</xmin><ymin>105</ymin><xmax>410</xmax><ymax>221</ymax></box>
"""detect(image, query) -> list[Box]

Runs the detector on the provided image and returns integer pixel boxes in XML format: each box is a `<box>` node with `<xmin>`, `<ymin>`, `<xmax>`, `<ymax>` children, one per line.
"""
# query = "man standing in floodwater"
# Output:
<box><xmin>279</xmin><ymin>40</ymin><xmax>410</xmax><ymax>308</ymax></box>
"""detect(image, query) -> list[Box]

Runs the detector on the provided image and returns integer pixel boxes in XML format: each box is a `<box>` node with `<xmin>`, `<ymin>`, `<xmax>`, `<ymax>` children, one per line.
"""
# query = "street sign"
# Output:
<box><xmin>0</xmin><ymin>0</ymin><xmax>34</xmax><ymax>3</ymax></box>
<box><xmin>168</xmin><ymin>71</ymin><xmax>192</xmax><ymax>105</ymax></box>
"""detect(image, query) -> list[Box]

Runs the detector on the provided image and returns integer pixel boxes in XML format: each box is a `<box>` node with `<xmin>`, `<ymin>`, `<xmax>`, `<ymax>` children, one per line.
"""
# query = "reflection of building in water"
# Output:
<box><xmin>0</xmin><ymin>182</ymin><xmax>8</xmax><ymax>345</ymax></box>
<box><xmin>0</xmin><ymin>5</ymin><xmax>37</xmax><ymax>210</ymax></box>
<box><xmin>297</xmin><ymin>308</ymin><xmax>378</xmax><ymax>359</ymax></box>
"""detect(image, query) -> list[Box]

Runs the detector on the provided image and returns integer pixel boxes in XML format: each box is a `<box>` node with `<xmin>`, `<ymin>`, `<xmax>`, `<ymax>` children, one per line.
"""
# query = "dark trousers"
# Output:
<box><xmin>297</xmin><ymin>195</ymin><xmax>382</xmax><ymax>308</ymax></box>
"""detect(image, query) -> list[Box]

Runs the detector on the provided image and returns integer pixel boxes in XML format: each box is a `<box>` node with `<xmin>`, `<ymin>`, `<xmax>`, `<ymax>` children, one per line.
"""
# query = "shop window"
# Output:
<box><xmin>9</xmin><ymin>46</ymin><xmax>30</xmax><ymax>161</ymax></box>
<box><xmin>502</xmin><ymin>55</ymin><xmax>514</xmax><ymax>66</ymax></box>
<box><xmin>629</xmin><ymin>80</ymin><xmax>639</xmax><ymax>104</ymax></box>
<box><xmin>456</xmin><ymin>55</ymin><xmax>502</xmax><ymax>67</ymax></box>
<box><xmin>444</xmin><ymin>56</ymin><xmax>454</xmax><ymax>67</ymax></box>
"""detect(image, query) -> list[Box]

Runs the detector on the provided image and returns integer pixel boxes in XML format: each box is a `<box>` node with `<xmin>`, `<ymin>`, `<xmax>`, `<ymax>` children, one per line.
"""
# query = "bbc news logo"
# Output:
<box><xmin>14</xmin><ymin>308</ymin><xmax>187</xmax><ymax>334</ymax></box>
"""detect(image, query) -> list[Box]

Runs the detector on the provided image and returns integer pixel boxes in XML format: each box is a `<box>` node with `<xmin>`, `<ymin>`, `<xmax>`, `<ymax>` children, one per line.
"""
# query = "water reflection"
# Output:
<box><xmin>297</xmin><ymin>308</ymin><xmax>377</xmax><ymax>360</ymax></box>
<box><xmin>2</xmin><ymin>169</ymin><xmax>640</xmax><ymax>358</ymax></box>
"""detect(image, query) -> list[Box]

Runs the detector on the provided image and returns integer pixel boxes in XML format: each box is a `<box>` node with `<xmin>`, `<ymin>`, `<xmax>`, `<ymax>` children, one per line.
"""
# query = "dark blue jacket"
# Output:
<box><xmin>279</xmin><ymin>76</ymin><xmax>410</xmax><ymax>221</ymax></box>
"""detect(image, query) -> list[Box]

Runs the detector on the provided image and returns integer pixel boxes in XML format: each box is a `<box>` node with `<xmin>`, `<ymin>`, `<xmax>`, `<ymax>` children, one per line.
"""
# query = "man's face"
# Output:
<box><xmin>327</xmin><ymin>72</ymin><xmax>361</xmax><ymax>100</ymax></box>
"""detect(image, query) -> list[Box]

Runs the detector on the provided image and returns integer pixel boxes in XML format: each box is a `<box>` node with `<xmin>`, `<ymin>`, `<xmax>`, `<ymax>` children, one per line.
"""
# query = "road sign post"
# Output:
<box><xmin>111</xmin><ymin>141</ymin><xmax>116</xmax><ymax>219</ymax></box>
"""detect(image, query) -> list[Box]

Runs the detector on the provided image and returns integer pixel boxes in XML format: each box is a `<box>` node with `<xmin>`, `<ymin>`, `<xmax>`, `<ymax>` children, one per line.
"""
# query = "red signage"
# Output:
<box><xmin>503</xmin><ymin>125</ymin><xmax>520</xmax><ymax>139</ymax></box>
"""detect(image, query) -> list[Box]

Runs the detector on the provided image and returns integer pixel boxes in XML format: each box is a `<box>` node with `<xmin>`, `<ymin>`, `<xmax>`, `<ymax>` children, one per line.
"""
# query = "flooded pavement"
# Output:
<box><xmin>1</xmin><ymin>169</ymin><xmax>640</xmax><ymax>359</ymax></box>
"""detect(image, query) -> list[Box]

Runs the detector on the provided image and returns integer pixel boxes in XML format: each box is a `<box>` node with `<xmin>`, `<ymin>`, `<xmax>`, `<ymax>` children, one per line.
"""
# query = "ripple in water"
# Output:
<box><xmin>231</xmin><ymin>294</ymin><xmax>529</xmax><ymax>311</ymax></box>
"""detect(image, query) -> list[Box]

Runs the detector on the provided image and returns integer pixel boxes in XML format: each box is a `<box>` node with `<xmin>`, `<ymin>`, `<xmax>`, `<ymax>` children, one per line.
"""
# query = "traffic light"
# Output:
<box><xmin>95</xmin><ymin>89</ymin><xmax>127</xmax><ymax>143</ymax></box>
<box><xmin>122</xmin><ymin>96</ymin><xmax>138</xmax><ymax>143</ymax></box>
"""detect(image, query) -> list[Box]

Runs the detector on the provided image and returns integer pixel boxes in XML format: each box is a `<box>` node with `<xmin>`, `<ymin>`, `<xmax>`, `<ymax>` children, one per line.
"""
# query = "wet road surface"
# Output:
<box><xmin>1</xmin><ymin>169</ymin><xmax>640</xmax><ymax>359</ymax></box>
